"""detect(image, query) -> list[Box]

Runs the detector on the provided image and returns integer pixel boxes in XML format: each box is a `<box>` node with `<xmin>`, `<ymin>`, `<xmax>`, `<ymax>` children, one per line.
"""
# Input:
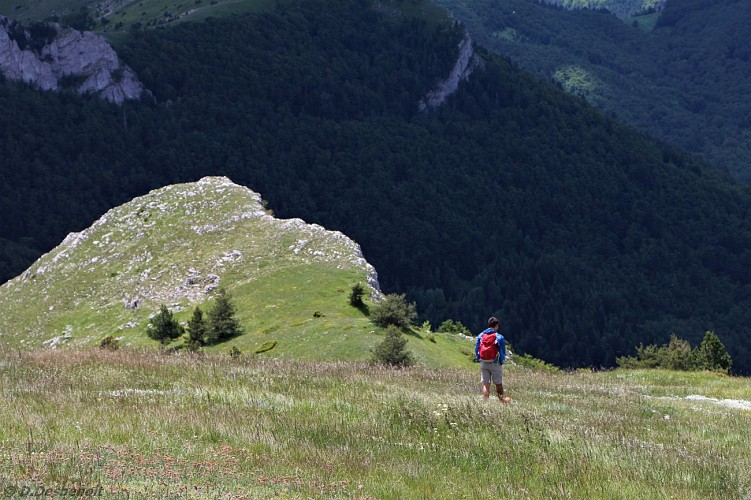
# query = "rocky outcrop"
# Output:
<box><xmin>419</xmin><ymin>34</ymin><xmax>478</xmax><ymax>111</ymax></box>
<box><xmin>0</xmin><ymin>177</ymin><xmax>382</xmax><ymax>346</ymax></box>
<box><xmin>0</xmin><ymin>16</ymin><xmax>144</xmax><ymax>104</ymax></box>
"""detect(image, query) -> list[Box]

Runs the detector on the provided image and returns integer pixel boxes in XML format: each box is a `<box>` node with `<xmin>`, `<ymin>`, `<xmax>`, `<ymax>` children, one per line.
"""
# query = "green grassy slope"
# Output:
<box><xmin>0</xmin><ymin>0</ymin><xmax>89</xmax><ymax>23</ymax></box>
<box><xmin>0</xmin><ymin>348</ymin><xmax>749</xmax><ymax>497</ymax></box>
<box><xmin>0</xmin><ymin>176</ymin><xmax>468</xmax><ymax>367</ymax></box>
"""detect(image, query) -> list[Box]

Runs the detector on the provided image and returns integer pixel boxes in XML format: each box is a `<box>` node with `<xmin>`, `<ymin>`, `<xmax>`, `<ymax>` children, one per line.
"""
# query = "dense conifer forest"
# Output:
<box><xmin>432</xmin><ymin>0</ymin><xmax>751</xmax><ymax>180</ymax></box>
<box><xmin>2</xmin><ymin>0</ymin><xmax>750</xmax><ymax>372</ymax></box>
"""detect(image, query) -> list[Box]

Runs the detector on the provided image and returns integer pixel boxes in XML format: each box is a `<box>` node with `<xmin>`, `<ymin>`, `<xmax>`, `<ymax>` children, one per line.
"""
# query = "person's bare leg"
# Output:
<box><xmin>482</xmin><ymin>383</ymin><xmax>491</xmax><ymax>400</ymax></box>
<box><xmin>496</xmin><ymin>383</ymin><xmax>504</xmax><ymax>400</ymax></box>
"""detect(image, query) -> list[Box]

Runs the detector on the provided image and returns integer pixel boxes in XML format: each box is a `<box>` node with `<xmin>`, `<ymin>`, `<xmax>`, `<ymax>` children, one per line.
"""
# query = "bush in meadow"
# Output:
<box><xmin>349</xmin><ymin>283</ymin><xmax>365</xmax><ymax>307</ymax></box>
<box><xmin>436</xmin><ymin>319</ymin><xmax>471</xmax><ymax>336</ymax></box>
<box><xmin>370</xmin><ymin>293</ymin><xmax>417</xmax><ymax>329</ymax></box>
<box><xmin>371</xmin><ymin>325</ymin><xmax>414</xmax><ymax>367</ymax></box>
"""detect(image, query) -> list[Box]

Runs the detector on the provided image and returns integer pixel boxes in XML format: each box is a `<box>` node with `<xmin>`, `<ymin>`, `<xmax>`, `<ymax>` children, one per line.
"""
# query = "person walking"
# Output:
<box><xmin>475</xmin><ymin>316</ymin><xmax>507</xmax><ymax>402</ymax></box>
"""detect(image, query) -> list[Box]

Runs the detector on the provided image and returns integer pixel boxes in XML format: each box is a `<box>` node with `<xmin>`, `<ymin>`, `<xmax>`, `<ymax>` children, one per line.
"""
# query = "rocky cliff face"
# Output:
<box><xmin>0</xmin><ymin>16</ymin><xmax>144</xmax><ymax>104</ymax></box>
<box><xmin>419</xmin><ymin>34</ymin><xmax>478</xmax><ymax>111</ymax></box>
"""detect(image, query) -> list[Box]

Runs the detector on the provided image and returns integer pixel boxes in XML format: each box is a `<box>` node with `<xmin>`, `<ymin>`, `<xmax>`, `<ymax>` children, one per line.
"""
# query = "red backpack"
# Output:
<box><xmin>478</xmin><ymin>333</ymin><xmax>499</xmax><ymax>361</ymax></box>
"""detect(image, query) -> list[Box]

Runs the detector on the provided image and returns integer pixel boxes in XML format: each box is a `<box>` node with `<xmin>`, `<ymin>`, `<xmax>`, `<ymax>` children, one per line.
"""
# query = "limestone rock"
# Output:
<box><xmin>0</xmin><ymin>16</ymin><xmax>145</xmax><ymax>104</ymax></box>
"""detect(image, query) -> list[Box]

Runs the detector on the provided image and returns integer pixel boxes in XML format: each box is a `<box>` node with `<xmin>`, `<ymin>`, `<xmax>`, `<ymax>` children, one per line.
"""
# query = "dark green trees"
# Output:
<box><xmin>617</xmin><ymin>331</ymin><xmax>733</xmax><ymax>374</ymax></box>
<box><xmin>146</xmin><ymin>289</ymin><xmax>243</xmax><ymax>348</ymax></box>
<box><xmin>349</xmin><ymin>283</ymin><xmax>365</xmax><ymax>307</ymax></box>
<box><xmin>695</xmin><ymin>331</ymin><xmax>732</xmax><ymax>374</ymax></box>
<box><xmin>206</xmin><ymin>288</ymin><xmax>244</xmax><ymax>344</ymax></box>
<box><xmin>370</xmin><ymin>293</ymin><xmax>417</xmax><ymax>329</ymax></box>
<box><xmin>186</xmin><ymin>306</ymin><xmax>208</xmax><ymax>351</ymax></box>
<box><xmin>371</xmin><ymin>325</ymin><xmax>414</xmax><ymax>367</ymax></box>
<box><xmin>147</xmin><ymin>305</ymin><xmax>184</xmax><ymax>345</ymax></box>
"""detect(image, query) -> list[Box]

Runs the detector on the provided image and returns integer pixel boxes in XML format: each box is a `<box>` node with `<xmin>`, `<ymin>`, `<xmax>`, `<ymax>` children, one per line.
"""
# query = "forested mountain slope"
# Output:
<box><xmin>433</xmin><ymin>0</ymin><xmax>751</xmax><ymax>180</ymax></box>
<box><xmin>1</xmin><ymin>0</ymin><xmax>750</xmax><ymax>371</ymax></box>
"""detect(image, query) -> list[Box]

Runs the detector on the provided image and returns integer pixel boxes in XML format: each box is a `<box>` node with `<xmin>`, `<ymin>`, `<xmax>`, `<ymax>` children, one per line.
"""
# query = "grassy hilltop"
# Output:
<box><xmin>0</xmin><ymin>176</ymin><xmax>468</xmax><ymax>367</ymax></box>
<box><xmin>0</xmin><ymin>348</ymin><xmax>749</xmax><ymax>498</ymax></box>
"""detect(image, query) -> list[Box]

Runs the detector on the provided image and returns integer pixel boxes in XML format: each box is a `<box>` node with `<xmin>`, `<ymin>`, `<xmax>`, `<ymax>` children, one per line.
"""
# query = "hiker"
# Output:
<box><xmin>475</xmin><ymin>316</ymin><xmax>506</xmax><ymax>401</ymax></box>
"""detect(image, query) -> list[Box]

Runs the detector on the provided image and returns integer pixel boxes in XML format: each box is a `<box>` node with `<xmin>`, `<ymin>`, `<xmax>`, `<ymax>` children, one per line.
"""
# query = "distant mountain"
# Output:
<box><xmin>1</xmin><ymin>0</ymin><xmax>750</xmax><ymax>372</ymax></box>
<box><xmin>433</xmin><ymin>0</ymin><xmax>751</xmax><ymax>180</ymax></box>
<box><xmin>0</xmin><ymin>177</ymin><xmax>470</xmax><ymax>364</ymax></box>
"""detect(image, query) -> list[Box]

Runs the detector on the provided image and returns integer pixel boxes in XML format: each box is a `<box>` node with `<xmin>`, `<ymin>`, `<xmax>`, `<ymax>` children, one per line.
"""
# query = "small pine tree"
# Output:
<box><xmin>147</xmin><ymin>305</ymin><xmax>184</xmax><ymax>345</ymax></box>
<box><xmin>370</xmin><ymin>293</ymin><xmax>417</xmax><ymax>329</ymax></box>
<box><xmin>349</xmin><ymin>283</ymin><xmax>365</xmax><ymax>307</ymax></box>
<box><xmin>206</xmin><ymin>288</ymin><xmax>244</xmax><ymax>344</ymax></box>
<box><xmin>186</xmin><ymin>306</ymin><xmax>208</xmax><ymax>351</ymax></box>
<box><xmin>371</xmin><ymin>325</ymin><xmax>414</xmax><ymax>367</ymax></box>
<box><xmin>664</xmin><ymin>334</ymin><xmax>695</xmax><ymax>371</ymax></box>
<box><xmin>695</xmin><ymin>330</ymin><xmax>732</xmax><ymax>374</ymax></box>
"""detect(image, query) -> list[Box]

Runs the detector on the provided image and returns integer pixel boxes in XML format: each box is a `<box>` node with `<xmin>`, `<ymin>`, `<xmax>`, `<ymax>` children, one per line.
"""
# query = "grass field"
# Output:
<box><xmin>1</xmin><ymin>348</ymin><xmax>749</xmax><ymax>498</ymax></box>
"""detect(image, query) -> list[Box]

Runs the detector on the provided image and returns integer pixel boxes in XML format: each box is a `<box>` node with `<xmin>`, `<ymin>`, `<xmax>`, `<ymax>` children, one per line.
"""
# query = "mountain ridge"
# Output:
<box><xmin>0</xmin><ymin>177</ymin><xmax>383</xmax><ymax>351</ymax></box>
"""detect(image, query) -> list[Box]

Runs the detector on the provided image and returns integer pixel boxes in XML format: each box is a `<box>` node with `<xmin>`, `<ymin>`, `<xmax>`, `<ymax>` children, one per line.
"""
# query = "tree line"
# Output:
<box><xmin>617</xmin><ymin>331</ymin><xmax>733</xmax><ymax>374</ymax></box>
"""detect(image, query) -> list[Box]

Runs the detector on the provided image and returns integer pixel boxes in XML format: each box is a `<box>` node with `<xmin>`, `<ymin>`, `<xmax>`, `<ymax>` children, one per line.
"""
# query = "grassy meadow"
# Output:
<box><xmin>1</xmin><ymin>348</ymin><xmax>749</xmax><ymax>498</ymax></box>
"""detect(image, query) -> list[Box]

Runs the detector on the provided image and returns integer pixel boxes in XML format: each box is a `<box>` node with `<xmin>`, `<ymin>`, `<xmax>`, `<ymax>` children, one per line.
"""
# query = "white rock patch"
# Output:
<box><xmin>685</xmin><ymin>395</ymin><xmax>751</xmax><ymax>411</ymax></box>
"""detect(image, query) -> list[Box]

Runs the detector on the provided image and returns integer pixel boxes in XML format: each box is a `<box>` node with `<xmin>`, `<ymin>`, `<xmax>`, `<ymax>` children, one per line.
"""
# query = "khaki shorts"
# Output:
<box><xmin>480</xmin><ymin>361</ymin><xmax>503</xmax><ymax>385</ymax></box>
